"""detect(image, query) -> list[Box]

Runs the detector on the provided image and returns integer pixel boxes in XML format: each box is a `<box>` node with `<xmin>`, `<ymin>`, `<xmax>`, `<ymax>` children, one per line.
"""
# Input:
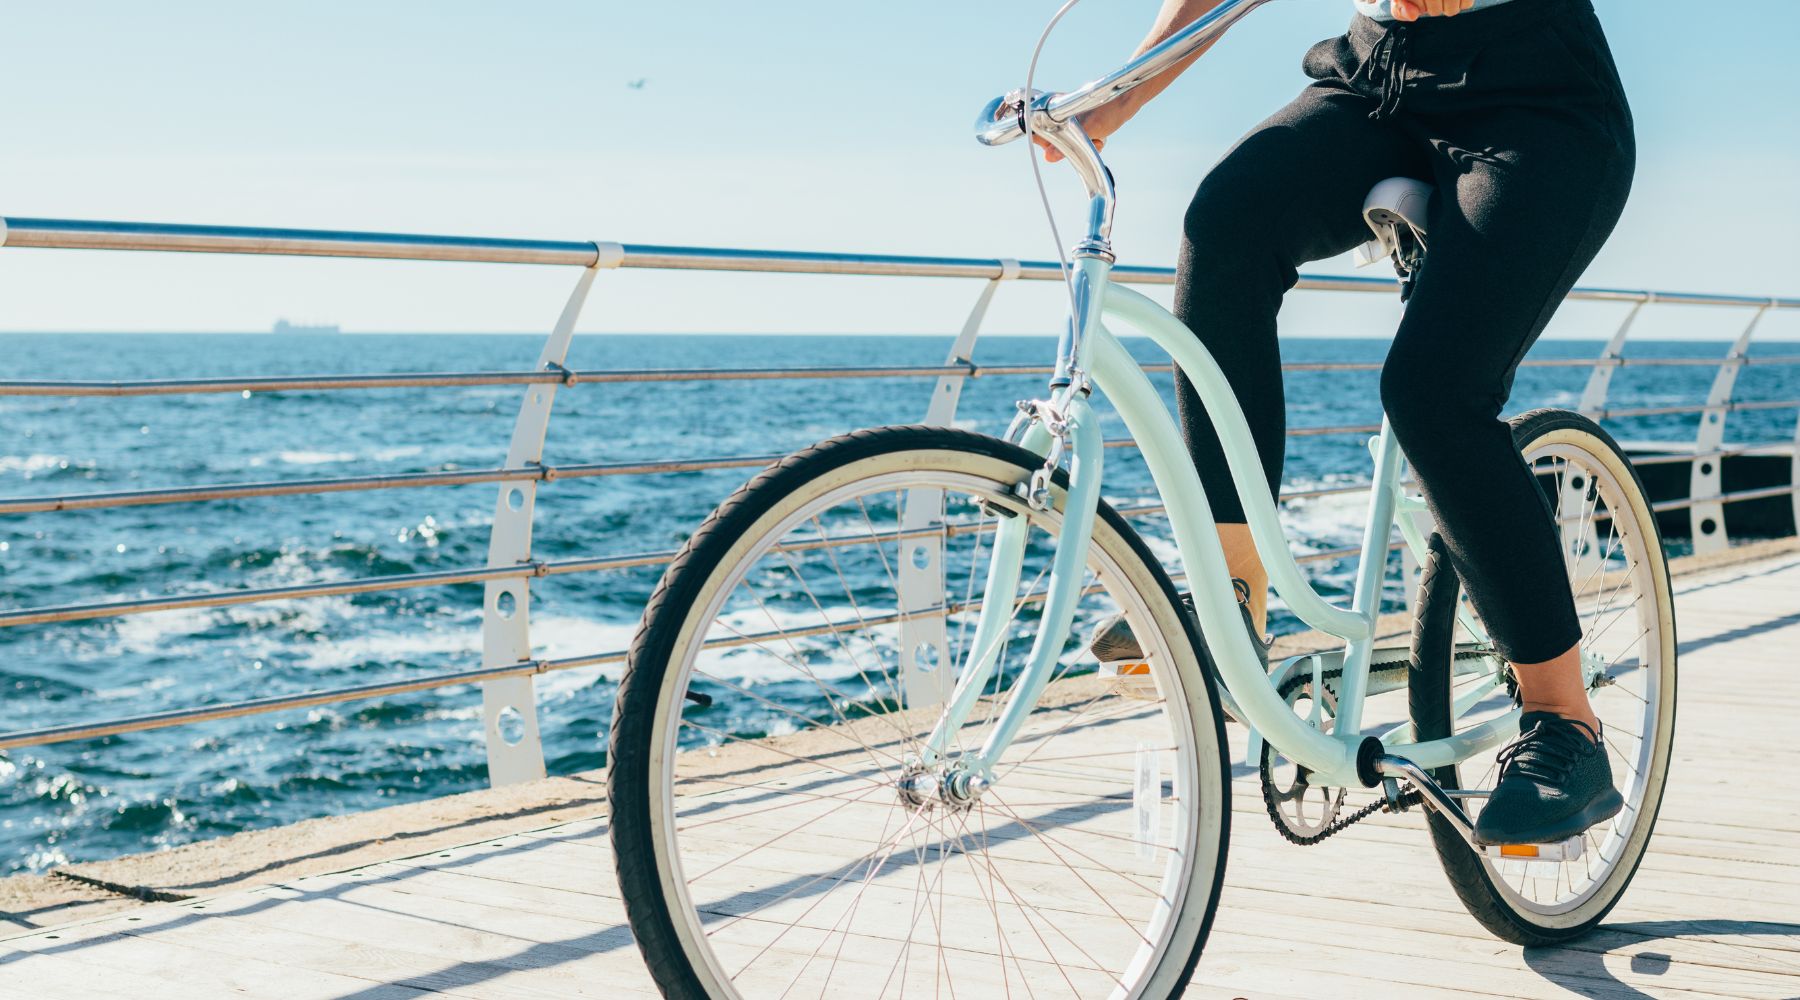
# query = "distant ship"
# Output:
<box><xmin>271</xmin><ymin>319</ymin><xmax>342</xmax><ymax>336</ymax></box>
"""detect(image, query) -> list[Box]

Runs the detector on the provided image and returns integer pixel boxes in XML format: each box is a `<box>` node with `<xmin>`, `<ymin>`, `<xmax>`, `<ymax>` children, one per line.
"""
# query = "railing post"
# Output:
<box><xmin>896</xmin><ymin>261</ymin><xmax>1019</xmax><ymax>709</ymax></box>
<box><xmin>1792</xmin><ymin>408</ymin><xmax>1800</xmax><ymax>544</ymax></box>
<box><xmin>1577</xmin><ymin>298</ymin><xmax>1647</xmax><ymax>418</ymax></box>
<box><xmin>1398</xmin><ymin>492</ymin><xmax>1432</xmax><ymax>615</ymax></box>
<box><xmin>479</xmin><ymin>242</ymin><xmax>623</xmax><ymax>786</ymax></box>
<box><xmin>1689</xmin><ymin>305</ymin><xmax>1770</xmax><ymax>555</ymax></box>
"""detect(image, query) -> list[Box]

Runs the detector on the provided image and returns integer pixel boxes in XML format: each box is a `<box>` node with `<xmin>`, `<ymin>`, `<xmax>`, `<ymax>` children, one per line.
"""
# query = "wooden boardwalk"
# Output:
<box><xmin>5</xmin><ymin>552</ymin><xmax>1799</xmax><ymax>999</ymax></box>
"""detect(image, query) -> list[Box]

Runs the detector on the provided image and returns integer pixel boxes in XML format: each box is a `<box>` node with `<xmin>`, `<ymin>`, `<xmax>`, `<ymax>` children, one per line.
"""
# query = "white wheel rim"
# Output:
<box><xmin>1460</xmin><ymin>434</ymin><xmax>1672</xmax><ymax>921</ymax></box>
<box><xmin>643</xmin><ymin>465</ymin><xmax>1222</xmax><ymax>998</ymax></box>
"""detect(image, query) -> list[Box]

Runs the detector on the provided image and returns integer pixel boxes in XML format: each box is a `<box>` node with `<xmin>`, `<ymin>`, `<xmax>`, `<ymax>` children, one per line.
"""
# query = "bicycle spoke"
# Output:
<box><xmin>719</xmin><ymin>608</ymin><xmax>915</xmax><ymax>757</ymax></box>
<box><xmin>680</xmin><ymin>719</ymin><xmax>893</xmax><ymax>793</ymax></box>
<box><xmin>799</xmin><ymin>516</ymin><xmax>907</xmax><ymax>705</ymax></box>
<box><xmin>695</xmin><ymin>666</ymin><xmax>907</xmax><ymax>771</ymax></box>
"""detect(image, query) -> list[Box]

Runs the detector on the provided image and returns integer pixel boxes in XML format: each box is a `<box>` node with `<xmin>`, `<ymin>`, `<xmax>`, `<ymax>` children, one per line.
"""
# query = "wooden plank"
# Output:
<box><xmin>1</xmin><ymin>903</ymin><xmax>433</xmax><ymax>999</ymax></box>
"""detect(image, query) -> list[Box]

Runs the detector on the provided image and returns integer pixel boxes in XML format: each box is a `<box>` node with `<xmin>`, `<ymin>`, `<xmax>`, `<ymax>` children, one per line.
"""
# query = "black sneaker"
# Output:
<box><xmin>1087</xmin><ymin>591</ymin><xmax>1270</xmax><ymax>672</ymax></box>
<box><xmin>1473</xmin><ymin>712</ymin><xmax>1624</xmax><ymax>846</ymax></box>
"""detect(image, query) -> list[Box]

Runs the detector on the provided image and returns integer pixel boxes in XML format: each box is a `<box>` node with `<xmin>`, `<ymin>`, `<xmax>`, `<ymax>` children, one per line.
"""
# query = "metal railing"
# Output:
<box><xmin>2</xmin><ymin>216</ymin><xmax>1797</xmax><ymax>777</ymax></box>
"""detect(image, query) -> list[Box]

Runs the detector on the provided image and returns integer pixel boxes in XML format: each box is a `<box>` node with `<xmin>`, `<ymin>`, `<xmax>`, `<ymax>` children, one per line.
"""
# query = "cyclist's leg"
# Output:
<box><xmin>1173</xmin><ymin>80</ymin><xmax>1425</xmax><ymax>631</ymax></box>
<box><xmin>1378</xmin><ymin>75</ymin><xmax>1636</xmax><ymax>697</ymax></box>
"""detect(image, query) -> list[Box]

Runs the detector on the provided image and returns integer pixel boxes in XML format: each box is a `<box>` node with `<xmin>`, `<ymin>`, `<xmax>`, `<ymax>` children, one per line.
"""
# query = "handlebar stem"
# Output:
<box><xmin>1030</xmin><ymin>116</ymin><xmax>1117</xmax><ymax>246</ymax></box>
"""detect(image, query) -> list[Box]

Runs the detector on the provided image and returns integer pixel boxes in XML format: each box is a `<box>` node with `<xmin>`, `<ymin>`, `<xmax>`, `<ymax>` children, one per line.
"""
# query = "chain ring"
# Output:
<box><xmin>1258</xmin><ymin>653</ymin><xmax>1492</xmax><ymax>846</ymax></box>
<box><xmin>1259</xmin><ymin>667</ymin><xmax>1350</xmax><ymax>844</ymax></box>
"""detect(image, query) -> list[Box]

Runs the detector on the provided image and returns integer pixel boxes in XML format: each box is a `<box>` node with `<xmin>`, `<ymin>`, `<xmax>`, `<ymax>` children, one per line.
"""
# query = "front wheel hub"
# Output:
<box><xmin>896</xmin><ymin>762</ymin><xmax>989</xmax><ymax>814</ymax></box>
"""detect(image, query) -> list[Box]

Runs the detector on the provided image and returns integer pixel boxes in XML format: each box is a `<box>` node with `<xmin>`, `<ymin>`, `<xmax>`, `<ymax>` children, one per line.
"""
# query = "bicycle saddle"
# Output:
<box><xmin>1354</xmin><ymin>176</ymin><xmax>1435</xmax><ymax>271</ymax></box>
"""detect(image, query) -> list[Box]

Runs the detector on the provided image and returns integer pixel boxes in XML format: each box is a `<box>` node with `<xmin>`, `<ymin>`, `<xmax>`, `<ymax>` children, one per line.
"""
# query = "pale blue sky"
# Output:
<box><xmin>0</xmin><ymin>0</ymin><xmax>1794</xmax><ymax>339</ymax></box>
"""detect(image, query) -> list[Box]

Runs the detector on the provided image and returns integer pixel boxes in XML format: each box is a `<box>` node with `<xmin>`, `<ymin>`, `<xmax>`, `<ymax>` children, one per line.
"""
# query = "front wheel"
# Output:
<box><xmin>609</xmin><ymin>426</ymin><xmax>1232</xmax><ymax>999</ymax></box>
<box><xmin>1410</xmin><ymin>408</ymin><xmax>1677</xmax><ymax>944</ymax></box>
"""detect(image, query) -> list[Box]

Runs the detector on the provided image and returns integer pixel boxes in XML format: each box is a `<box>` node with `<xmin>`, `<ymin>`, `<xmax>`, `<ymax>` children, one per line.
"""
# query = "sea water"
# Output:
<box><xmin>0</xmin><ymin>332</ymin><xmax>1791</xmax><ymax>873</ymax></box>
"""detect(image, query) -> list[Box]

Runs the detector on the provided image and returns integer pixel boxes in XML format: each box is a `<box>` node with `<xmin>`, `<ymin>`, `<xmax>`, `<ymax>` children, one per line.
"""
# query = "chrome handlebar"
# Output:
<box><xmin>973</xmin><ymin>0</ymin><xmax>1273</xmax><ymax>148</ymax></box>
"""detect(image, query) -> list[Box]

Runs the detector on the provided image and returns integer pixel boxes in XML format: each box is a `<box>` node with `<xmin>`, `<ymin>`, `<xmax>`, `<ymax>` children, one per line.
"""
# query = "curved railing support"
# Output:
<box><xmin>1690</xmin><ymin>305</ymin><xmax>1771</xmax><ymax>555</ymax></box>
<box><xmin>897</xmin><ymin>261</ymin><xmax>1019</xmax><ymax>709</ymax></box>
<box><xmin>1793</xmin><ymin>410</ymin><xmax>1800</xmax><ymax>543</ymax></box>
<box><xmin>480</xmin><ymin>243</ymin><xmax>622</xmax><ymax>785</ymax></box>
<box><xmin>1577</xmin><ymin>299</ymin><xmax>1647</xmax><ymax>418</ymax></box>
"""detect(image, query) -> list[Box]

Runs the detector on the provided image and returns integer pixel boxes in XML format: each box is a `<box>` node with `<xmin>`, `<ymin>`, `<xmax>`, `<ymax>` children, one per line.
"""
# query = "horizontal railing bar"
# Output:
<box><xmin>0</xmin><ymin>361</ymin><xmax>1371</xmax><ymax>398</ymax></box>
<box><xmin>0</xmin><ymin>456</ymin><xmax>801</xmax><ymax>515</ymax></box>
<box><xmin>12</xmin><ymin>354</ymin><xmax>1800</xmax><ymax>399</ymax></box>
<box><xmin>0</xmin><ymin>659</ymin><xmax>571</xmax><ymax>751</ymax></box>
<box><xmin>0</xmin><ymin>370</ymin><xmax>567</xmax><ymax>398</ymax></box>
<box><xmin>0</xmin><ymin>218</ymin><xmax>604</xmax><ymax>266</ymax></box>
<box><xmin>1720</xmin><ymin>398</ymin><xmax>1800</xmax><ymax>412</ymax></box>
<box><xmin>0</xmin><ymin>518</ymin><xmax>969</xmax><ymax>625</ymax></box>
<box><xmin>1302</xmin><ymin>544</ymin><xmax>1359</xmax><ymax>563</ymax></box>
<box><xmin>1652</xmin><ymin>483</ymin><xmax>1800</xmax><ymax>514</ymax></box>
<box><xmin>0</xmin><ymin>467</ymin><xmax>545</xmax><ymax>514</ymax></box>
<box><xmin>0</xmin><ymin>564</ymin><xmax>537</xmax><ymax>627</ymax></box>
<box><xmin>1556</xmin><ymin>287</ymin><xmax>1800</xmax><ymax>309</ymax></box>
<box><xmin>1597</xmin><ymin>356</ymin><xmax>1800</xmax><ymax>368</ymax></box>
<box><xmin>5</xmin><ymin>217</ymin><xmax>1795</xmax><ymax>305</ymax></box>
<box><xmin>1289</xmin><ymin>424</ymin><xmax>1384</xmax><ymax>438</ymax></box>
<box><xmin>1627</xmin><ymin>444</ymin><xmax>1793</xmax><ymax>468</ymax></box>
<box><xmin>1281</xmin><ymin>482</ymin><xmax>1403</xmax><ymax>502</ymax></box>
<box><xmin>0</xmin><ymin>363</ymin><xmax>1072</xmax><ymax>398</ymax></box>
<box><xmin>1597</xmin><ymin>398</ymin><xmax>1800</xmax><ymax>420</ymax></box>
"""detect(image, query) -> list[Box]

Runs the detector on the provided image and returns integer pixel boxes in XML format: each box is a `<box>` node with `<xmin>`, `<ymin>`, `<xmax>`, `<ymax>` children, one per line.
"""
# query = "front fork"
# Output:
<box><xmin>908</xmin><ymin>392</ymin><xmax>1103</xmax><ymax>798</ymax></box>
<box><xmin>909</xmin><ymin>258</ymin><xmax>1112</xmax><ymax>799</ymax></box>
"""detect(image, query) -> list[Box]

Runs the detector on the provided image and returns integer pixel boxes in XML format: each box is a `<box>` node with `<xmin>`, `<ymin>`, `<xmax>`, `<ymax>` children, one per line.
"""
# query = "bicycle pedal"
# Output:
<box><xmin>1099</xmin><ymin>660</ymin><xmax>1159</xmax><ymax>699</ymax></box>
<box><xmin>1485</xmin><ymin>836</ymin><xmax>1583</xmax><ymax>863</ymax></box>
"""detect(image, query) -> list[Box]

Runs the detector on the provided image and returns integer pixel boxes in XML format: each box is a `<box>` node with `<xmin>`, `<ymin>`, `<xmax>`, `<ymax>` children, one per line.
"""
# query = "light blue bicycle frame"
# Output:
<box><xmin>918</xmin><ymin>253</ymin><xmax>1521</xmax><ymax>793</ymax></box>
<box><xmin>919</xmin><ymin>0</ymin><xmax>1526</xmax><ymax>795</ymax></box>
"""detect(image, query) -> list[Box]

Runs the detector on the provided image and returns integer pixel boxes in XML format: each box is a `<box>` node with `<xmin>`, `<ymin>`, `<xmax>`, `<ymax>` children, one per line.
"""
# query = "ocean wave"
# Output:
<box><xmin>0</xmin><ymin>453</ymin><xmax>74</xmax><ymax>475</ymax></box>
<box><xmin>0</xmin><ymin>453</ymin><xmax>99</xmax><ymax>481</ymax></box>
<box><xmin>296</xmin><ymin>627</ymin><xmax>478</xmax><ymax>671</ymax></box>
<box><xmin>282</xmin><ymin>450</ymin><xmax>360</xmax><ymax>466</ymax></box>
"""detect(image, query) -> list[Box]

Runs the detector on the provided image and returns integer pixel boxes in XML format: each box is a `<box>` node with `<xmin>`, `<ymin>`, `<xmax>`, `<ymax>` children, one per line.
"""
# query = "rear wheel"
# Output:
<box><xmin>1409</xmin><ymin>408</ymin><xmax>1677</xmax><ymax>944</ymax></box>
<box><xmin>609</xmin><ymin>426</ymin><xmax>1232</xmax><ymax>998</ymax></box>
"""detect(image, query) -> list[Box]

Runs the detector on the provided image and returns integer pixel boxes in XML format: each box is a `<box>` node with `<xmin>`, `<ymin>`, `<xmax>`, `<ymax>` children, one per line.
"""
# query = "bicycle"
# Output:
<box><xmin>608</xmin><ymin>1</ymin><xmax>1676</xmax><ymax>995</ymax></box>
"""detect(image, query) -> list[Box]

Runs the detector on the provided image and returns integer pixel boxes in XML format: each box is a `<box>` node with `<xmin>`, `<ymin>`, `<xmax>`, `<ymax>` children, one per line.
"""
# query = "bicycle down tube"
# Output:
<box><xmin>921</xmin><ymin>282</ymin><xmax>1519</xmax><ymax>791</ymax></box>
<box><xmin>1102</xmin><ymin>282</ymin><xmax>1517</xmax><ymax>783</ymax></box>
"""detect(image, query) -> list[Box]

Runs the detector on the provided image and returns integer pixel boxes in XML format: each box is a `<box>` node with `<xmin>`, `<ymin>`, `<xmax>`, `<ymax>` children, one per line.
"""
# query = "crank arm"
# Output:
<box><xmin>1373</xmin><ymin>753</ymin><xmax>1589</xmax><ymax>863</ymax></box>
<box><xmin>1371</xmin><ymin>753</ymin><xmax>1480</xmax><ymax>848</ymax></box>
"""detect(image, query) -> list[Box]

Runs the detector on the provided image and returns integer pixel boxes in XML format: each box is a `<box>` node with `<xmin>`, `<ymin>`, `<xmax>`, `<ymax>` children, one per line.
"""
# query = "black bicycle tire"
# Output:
<box><xmin>1409</xmin><ymin>407</ymin><xmax>1678</xmax><ymax>945</ymax></box>
<box><xmin>607</xmin><ymin>424</ymin><xmax>1233</xmax><ymax>998</ymax></box>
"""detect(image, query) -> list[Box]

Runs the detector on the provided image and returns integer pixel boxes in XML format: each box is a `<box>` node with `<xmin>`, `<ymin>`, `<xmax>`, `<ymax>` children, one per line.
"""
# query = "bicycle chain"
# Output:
<box><xmin>1258</xmin><ymin>662</ymin><xmax>1417</xmax><ymax>846</ymax></box>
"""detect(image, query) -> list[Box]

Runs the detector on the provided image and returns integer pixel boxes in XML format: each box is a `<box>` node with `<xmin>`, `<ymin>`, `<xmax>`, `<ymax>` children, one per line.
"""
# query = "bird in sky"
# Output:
<box><xmin>627</xmin><ymin>78</ymin><xmax>647</xmax><ymax>90</ymax></box>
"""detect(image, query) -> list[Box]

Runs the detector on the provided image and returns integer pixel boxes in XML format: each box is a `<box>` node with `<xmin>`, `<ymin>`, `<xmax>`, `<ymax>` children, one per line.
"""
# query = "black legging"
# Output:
<box><xmin>1173</xmin><ymin>0</ymin><xmax>1633</xmax><ymax>664</ymax></box>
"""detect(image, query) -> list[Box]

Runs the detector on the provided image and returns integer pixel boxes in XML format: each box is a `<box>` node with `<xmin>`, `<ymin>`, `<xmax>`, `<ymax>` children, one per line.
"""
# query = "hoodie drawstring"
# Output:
<box><xmin>1368</xmin><ymin>23</ymin><xmax>1412</xmax><ymax>121</ymax></box>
